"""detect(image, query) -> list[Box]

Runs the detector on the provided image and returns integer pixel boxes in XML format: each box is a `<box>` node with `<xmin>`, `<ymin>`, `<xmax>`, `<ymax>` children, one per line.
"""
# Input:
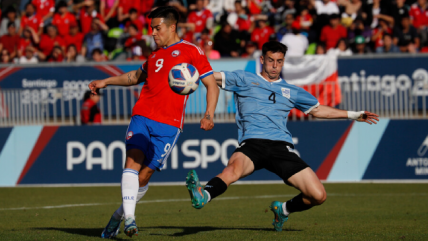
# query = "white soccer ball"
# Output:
<box><xmin>168</xmin><ymin>63</ymin><xmax>200</xmax><ymax>95</ymax></box>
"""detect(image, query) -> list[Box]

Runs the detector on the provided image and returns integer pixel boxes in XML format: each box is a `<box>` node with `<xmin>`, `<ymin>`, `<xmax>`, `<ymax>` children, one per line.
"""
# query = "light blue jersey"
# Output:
<box><xmin>221</xmin><ymin>70</ymin><xmax>319</xmax><ymax>145</ymax></box>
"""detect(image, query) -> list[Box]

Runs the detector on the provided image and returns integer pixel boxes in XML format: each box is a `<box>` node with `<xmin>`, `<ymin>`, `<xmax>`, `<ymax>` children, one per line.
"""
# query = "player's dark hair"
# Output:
<box><xmin>262</xmin><ymin>41</ymin><xmax>288</xmax><ymax>56</ymax></box>
<box><xmin>148</xmin><ymin>6</ymin><xmax>179</xmax><ymax>31</ymax></box>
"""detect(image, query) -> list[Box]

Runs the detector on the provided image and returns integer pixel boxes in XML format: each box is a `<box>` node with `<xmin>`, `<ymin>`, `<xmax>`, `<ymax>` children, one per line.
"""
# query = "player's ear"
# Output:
<box><xmin>260</xmin><ymin>55</ymin><xmax>264</xmax><ymax>65</ymax></box>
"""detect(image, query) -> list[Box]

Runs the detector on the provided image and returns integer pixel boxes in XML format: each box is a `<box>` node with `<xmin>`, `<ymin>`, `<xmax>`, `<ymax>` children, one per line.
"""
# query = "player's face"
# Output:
<box><xmin>151</xmin><ymin>18</ymin><xmax>175</xmax><ymax>47</ymax></box>
<box><xmin>260</xmin><ymin>51</ymin><xmax>285</xmax><ymax>81</ymax></box>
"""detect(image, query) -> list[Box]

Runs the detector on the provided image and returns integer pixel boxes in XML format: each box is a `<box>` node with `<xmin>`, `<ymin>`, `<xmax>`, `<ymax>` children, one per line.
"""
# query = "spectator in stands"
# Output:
<box><xmin>188</xmin><ymin>0</ymin><xmax>213</xmax><ymax>38</ymax></box>
<box><xmin>251</xmin><ymin>15</ymin><xmax>275</xmax><ymax>50</ymax></box>
<box><xmin>196</xmin><ymin>28</ymin><xmax>211</xmax><ymax>48</ymax></box>
<box><xmin>203</xmin><ymin>40</ymin><xmax>220</xmax><ymax>59</ymax></box>
<box><xmin>52</xmin><ymin>1</ymin><xmax>77</xmax><ymax>38</ymax></box>
<box><xmin>140</xmin><ymin>0</ymin><xmax>155</xmax><ymax>15</ymax></box>
<box><xmin>124</xmin><ymin>24</ymin><xmax>143</xmax><ymax>50</ymax></box>
<box><xmin>64</xmin><ymin>22</ymin><xmax>84</xmax><ymax>54</ymax></box>
<box><xmin>276</xmin><ymin>13</ymin><xmax>294</xmax><ymax>40</ymax></box>
<box><xmin>64</xmin><ymin>44</ymin><xmax>85</xmax><ymax>63</ymax></box>
<box><xmin>81</xmin><ymin>90</ymin><xmax>102</xmax><ymax>125</ymax></box>
<box><xmin>228</xmin><ymin>0</ymin><xmax>252</xmax><ymax>33</ymax></box>
<box><xmin>91</xmin><ymin>48</ymin><xmax>108</xmax><ymax>62</ymax></box>
<box><xmin>376</xmin><ymin>33</ymin><xmax>400</xmax><ymax>53</ymax></box>
<box><xmin>100</xmin><ymin>0</ymin><xmax>119</xmax><ymax>28</ymax></box>
<box><xmin>82</xmin><ymin>18</ymin><xmax>108</xmax><ymax>60</ymax></box>
<box><xmin>38</xmin><ymin>25</ymin><xmax>65</xmax><ymax>60</ymax></box>
<box><xmin>372</xmin><ymin>19</ymin><xmax>392</xmax><ymax>50</ymax></box>
<box><xmin>294</xmin><ymin>6</ymin><xmax>313</xmax><ymax>35</ymax></box>
<box><xmin>280</xmin><ymin>21</ymin><xmax>309</xmax><ymax>56</ymax></box>
<box><xmin>18</xmin><ymin>46</ymin><xmax>38</xmax><ymax>64</ymax></box>
<box><xmin>32</xmin><ymin>0</ymin><xmax>55</xmax><ymax>23</ymax></box>
<box><xmin>315</xmin><ymin>42</ymin><xmax>327</xmax><ymax>54</ymax></box>
<box><xmin>338</xmin><ymin>0</ymin><xmax>373</xmax><ymax>27</ymax></box>
<box><xmin>18</xmin><ymin>27</ymin><xmax>40</xmax><ymax>58</ymax></box>
<box><xmin>19</xmin><ymin>3</ymin><xmax>44</xmax><ymax>36</ymax></box>
<box><xmin>353</xmin><ymin>35</ymin><xmax>371</xmax><ymax>54</ymax></box>
<box><xmin>410</xmin><ymin>0</ymin><xmax>428</xmax><ymax>47</ymax></box>
<box><xmin>77</xmin><ymin>0</ymin><xmax>106</xmax><ymax>35</ymax></box>
<box><xmin>328</xmin><ymin>38</ymin><xmax>353</xmax><ymax>56</ymax></box>
<box><xmin>1</xmin><ymin>49</ymin><xmax>11</xmax><ymax>63</ymax></box>
<box><xmin>241</xmin><ymin>40</ymin><xmax>261</xmax><ymax>58</ymax></box>
<box><xmin>392</xmin><ymin>0</ymin><xmax>409</xmax><ymax>27</ymax></box>
<box><xmin>118</xmin><ymin>0</ymin><xmax>140</xmax><ymax>23</ymax></box>
<box><xmin>0</xmin><ymin>6</ymin><xmax>20</xmax><ymax>36</ymax></box>
<box><xmin>393</xmin><ymin>14</ymin><xmax>420</xmax><ymax>51</ymax></box>
<box><xmin>125</xmin><ymin>8</ymin><xmax>143</xmax><ymax>33</ymax></box>
<box><xmin>398</xmin><ymin>39</ymin><xmax>417</xmax><ymax>53</ymax></box>
<box><xmin>214</xmin><ymin>22</ymin><xmax>240</xmax><ymax>57</ymax></box>
<box><xmin>311</xmin><ymin>0</ymin><xmax>339</xmax><ymax>15</ymax></box>
<box><xmin>0</xmin><ymin>22</ymin><xmax>20</xmax><ymax>60</ymax></box>
<box><xmin>320</xmin><ymin>14</ymin><xmax>347</xmax><ymax>50</ymax></box>
<box><xmin>47</xmin><ymin>46</ymin><xmax>65</xmax><ymax>62</ymax></box>
<box><xmin>348</xmin><ymin>16</ymin><xmax>372</xmax><ymax>41</ymax></box>
<box><xmin>370</xmin><ymin>0</ymin><xmax>394</xmax><ymax>29</ymax></box>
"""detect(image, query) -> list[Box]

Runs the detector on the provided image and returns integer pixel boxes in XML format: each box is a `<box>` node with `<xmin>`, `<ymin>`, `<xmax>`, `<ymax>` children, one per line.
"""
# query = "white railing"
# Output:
<box><xmin>0</xmin><ymin>81</ymin><xmax>427</xmax><ymax>127</ymax></box>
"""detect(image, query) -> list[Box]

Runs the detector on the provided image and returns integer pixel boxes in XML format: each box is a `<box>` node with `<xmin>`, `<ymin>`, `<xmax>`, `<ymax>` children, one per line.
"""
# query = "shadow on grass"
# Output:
<box><xmin>33</xmin><ymin>226</ymin><xmax>301</xmax><ymax>238</ymax></box>
<box><xmin>145</xmin><ymin>226</ymin><xmax>302</xmax><ymax>237</ymax></box>
<box><xmin>32</xmin><ymin>227</ymin><xmax>128</xmax><ymax>240</ymax></box>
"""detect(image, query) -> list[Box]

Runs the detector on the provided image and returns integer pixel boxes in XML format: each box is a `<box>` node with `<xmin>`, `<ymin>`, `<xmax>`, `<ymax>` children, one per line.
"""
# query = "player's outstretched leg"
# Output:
<box><xmin>270</xmin><ymin>167</ymin><xmax>326</xmax><ymax>231</ymax></box>
<box><xmin>101</xmin><ymin>184</ymin><xmax>149</xmax><ymax>238</ymax></box>
<box><xmin>186</xmin><ymin>152</ymin><xmax>254</xmax><ymax>209</ymax></box>
<box><xmin>186</xmin><ymin>170</ymin><xmax>209</xmax><ymax>209</ymax></box>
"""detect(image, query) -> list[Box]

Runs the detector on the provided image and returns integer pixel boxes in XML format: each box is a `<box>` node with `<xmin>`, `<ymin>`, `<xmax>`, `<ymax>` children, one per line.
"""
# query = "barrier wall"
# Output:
<box><xmin>0</xmin><ymin>120</ymin><xmax>427</xmax><ymax>186</ymax></box>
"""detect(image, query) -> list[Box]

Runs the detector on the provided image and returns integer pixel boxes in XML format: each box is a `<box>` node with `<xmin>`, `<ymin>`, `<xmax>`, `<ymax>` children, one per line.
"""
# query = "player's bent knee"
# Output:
<box><xmin>312</xmin><ymin>189</ymin><xmax>327</xmax><ymax>205</ymax></box>
<box><xmin>220</xmin><ymin>165</ymin><xmax>241</xmax><ymax>184</ymax></box>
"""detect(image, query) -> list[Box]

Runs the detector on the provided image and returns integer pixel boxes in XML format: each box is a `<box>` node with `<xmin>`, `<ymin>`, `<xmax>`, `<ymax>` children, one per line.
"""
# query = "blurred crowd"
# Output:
<box><xmin>0</xmin><ymin>0</ymin><xmax>427</xmax><ymax>64</ymax></box>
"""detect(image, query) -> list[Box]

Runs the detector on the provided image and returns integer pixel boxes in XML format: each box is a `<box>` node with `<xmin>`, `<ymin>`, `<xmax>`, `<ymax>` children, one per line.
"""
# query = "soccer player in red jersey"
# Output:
<box><xmin>89</xmin><ymin>6</ymin><xmax>219</xmax><ymax>239</ymax></box>
<box><xmin>52</xmin><ymin>1</ymin><xmax>77</xmax><ymax>37</ymax></box>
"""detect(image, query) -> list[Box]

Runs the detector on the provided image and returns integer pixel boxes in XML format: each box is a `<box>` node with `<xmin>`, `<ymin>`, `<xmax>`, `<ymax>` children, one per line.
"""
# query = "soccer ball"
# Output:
<box><xmin>168</xmin><ymin>63</ymin><xmax>200</xmax><ymax>95</ymax></box>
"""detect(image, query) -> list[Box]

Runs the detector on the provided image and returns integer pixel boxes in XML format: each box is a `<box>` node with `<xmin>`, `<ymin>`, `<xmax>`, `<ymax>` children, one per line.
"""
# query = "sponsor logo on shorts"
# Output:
<box><xmin>126</xmin><ymin>131</ymin><xmax>133</xmax><ymax>140</ymax></box>
<box><xmin>282</xmin><ymin>88</ymin><xmax>290</xmax><ymax>99</ymax></box>
<box><xmin>237</xmin><ymin>142</ymin><xmax>246</xmax><ymax>148</ymax></box>
<box><xmin>171</xmin><ymin>50</ymin><xmax>181</xmax><ymax>57</ymax></box>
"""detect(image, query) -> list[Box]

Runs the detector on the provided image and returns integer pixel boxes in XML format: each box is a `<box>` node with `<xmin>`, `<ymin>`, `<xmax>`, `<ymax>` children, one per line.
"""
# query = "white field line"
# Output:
<box><xmin>0</xmin><ymin>193</ymin><xmax>427</xmax><ymax>211</ymax></box>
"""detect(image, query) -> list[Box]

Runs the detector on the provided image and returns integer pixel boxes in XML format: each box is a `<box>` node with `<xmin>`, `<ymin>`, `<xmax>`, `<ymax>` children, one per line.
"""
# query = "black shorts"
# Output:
<box><xmin>233</xmin><ymin>138</ymin><xmax>310</xmax><ymax>185</ymax></box>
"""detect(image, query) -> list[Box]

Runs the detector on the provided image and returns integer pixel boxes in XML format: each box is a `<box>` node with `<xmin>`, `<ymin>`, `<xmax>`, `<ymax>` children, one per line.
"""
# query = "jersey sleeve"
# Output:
<box><xmin>294</xmin><ymin>87</ymin><xmax>319</xmax><ymax>114</ymax></box>
<box><xmin>191</xmin><ymin>46</ymin><xmax>213</xmax><ymax>79</ymax></box>
<box><xmin>140</xmin><ymin>60</ymin><xmax>148</xmax><ymax>73</ymax></box>
<box><xmin>221</xmin><ymin>70</ymin><xmax>247</xmax><ymax>92</ymax></box>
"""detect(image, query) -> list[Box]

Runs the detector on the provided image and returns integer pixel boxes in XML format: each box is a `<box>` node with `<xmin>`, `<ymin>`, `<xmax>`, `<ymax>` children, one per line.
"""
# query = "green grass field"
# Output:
<box><xmin>0</xmin><ymin>183</ymin><xmax>427</xmax><ymax>240</ymax></box>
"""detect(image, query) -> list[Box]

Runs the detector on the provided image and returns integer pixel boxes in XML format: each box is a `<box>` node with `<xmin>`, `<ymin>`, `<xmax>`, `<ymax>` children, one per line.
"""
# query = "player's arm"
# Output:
<box><xmin>213</xmin><ymin>71</ymin><xmax>223</xmax><ymax>87</ymax></box>
<box><xmin>309</xmin><ymin>105</ymin><xmax>379</xmax><ymax>124</ymax></box>
<box><xmin>88</xmin><ymin>68</ymin><xmax>147</xmax><ymax>94</ymax></box>
<box><xmin>200</xmin><ymin>74</ymin><xmax>220</xmax><ymax>131</ymax></box>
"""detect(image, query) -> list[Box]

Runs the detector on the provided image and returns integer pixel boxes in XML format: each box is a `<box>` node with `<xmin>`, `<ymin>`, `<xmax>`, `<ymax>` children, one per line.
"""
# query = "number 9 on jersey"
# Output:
<box><xmin>168</xmin><ymin>63</ymin><xmax>200</xmax><ymax>95</ymax></box>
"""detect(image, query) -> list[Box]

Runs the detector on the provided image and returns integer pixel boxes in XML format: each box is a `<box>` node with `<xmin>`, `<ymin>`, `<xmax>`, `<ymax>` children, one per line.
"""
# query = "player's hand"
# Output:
<box><xmin>357</xmin><ymin>111</ymin><xmax>379</xmax><ymax>125</ymax></box>
<box><xmin>88</xmin><ymin>79</ymin><xmax>107</xmax><ymax>94</ymax></box>
<box><xmin>200</xmin><ymin>112</ymin><xmax>214</xmax><ymax>131</ymax></box>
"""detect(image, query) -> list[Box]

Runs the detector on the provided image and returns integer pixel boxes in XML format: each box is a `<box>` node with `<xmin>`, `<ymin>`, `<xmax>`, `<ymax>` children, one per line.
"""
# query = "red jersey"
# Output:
<box><xmin>187</xmin><ymin>9</ymin><xmax>213</xmax><ymax>33</ymax></box>
<box><xmin>372</xmin><ymin>28</ymin><xmax>392</xmax><ymax>48</ymax></box>
<box><xmin>0</xmin><ymin>35</ymin><xmax>20</xmax><ymax>54</ymax></box>
<box><xmin>251</xmin><ymin>26</ymin><xmax>275</xmax><ymax>49</ymax></box>
<box><xmin>32</xmin><ymin>0</ymin><xmax>55</xmax><ymax>18</ymax></box>
<box><xmin>18</xmin><ymin>38</ymin><xmax>33</xmax><ymax>52</ymax></box>
<box><xmin>119</xmin><ymin>0</ymin><xmax>140</xmax><ymax>15</ymax></box>
<box><xmin>64</xmin><ymin>33</ymin><xmax>84</xmax><ymax>52</ymax></box>
<box><xmin>39</xmin><ymin>34</ymin><xmax>65</xmax><ymax>56</ymax></box>
<box><xmin>409</xmin><ymin>3</ymin><xmax>428</xmax><ymax>28</ymax></box>
<box><xmin>320</xmin><ymin>25</ymin><xmax>347</xmax><ymax>50</ymax></box>
<box><xmin>81</xmin><ymin>99</ymin><xmax>102</xmax><ymax>124</ymax></box>
<box><xmin>236</xmin><ymin>15</ymin><xmax>252</xmax><ymax>31</ymax></box>
<box><xmin>52</xmin><ymin>13</ymin><xmax>77</xmax><ymax>37</ymax></box>
<box><xmin>133</xmin><ymin>40</ymin><xmax>213</xmax><ymax>129</ymax></box>
<box><xmin>80</xmin><ymin>8</ymin><xmax>105</xmax><ymax>34</ymax></box>
<box><xmin>124</xmin><ymin>35</ymin><xmax>142</xmax><ymax>48</ymax></box>
<box><xmin>20</xmin><ymin>14</ymin><xmax>44</xmax><ymax>33</ymax></box>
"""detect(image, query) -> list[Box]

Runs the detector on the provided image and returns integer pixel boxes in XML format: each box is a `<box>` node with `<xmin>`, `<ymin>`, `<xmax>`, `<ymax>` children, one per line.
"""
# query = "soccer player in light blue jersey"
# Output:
<box><xmin>186</xmin><ymin>41</ymin><xmax>380</xmax><ymax>231</ymax></box>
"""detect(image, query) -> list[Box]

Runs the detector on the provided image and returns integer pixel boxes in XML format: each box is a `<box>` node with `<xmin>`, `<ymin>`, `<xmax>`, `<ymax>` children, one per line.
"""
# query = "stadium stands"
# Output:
<box><xmin>0</xmin><ymin>0</ymin><xmax>427</xmax><ymax>64</ymax></box>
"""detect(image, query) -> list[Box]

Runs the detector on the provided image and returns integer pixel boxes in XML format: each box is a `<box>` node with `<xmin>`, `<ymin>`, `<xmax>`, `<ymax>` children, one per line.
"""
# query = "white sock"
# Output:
<box><xmin>113</xmin><ymin>184</ymin><xmax>149</xmax><ymax>220</ymax></box>
<box><xmin>282</xmin><ymin>202</ymin><xmax>290</xmax><ymax>216</ymax></box>
<box><xmin>121</xmin><ymin>168</ymin><xmax>139</xmax><ymax>220</ymax></box>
